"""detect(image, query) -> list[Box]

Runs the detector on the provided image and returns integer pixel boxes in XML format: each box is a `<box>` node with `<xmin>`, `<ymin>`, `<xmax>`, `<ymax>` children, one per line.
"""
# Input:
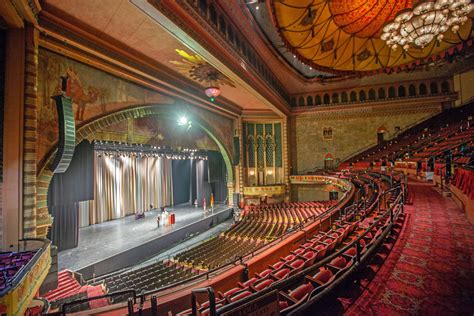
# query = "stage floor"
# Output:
<box><xmin>58</xmin><ymin>204</ymin><xmax>230</xmax><ymax>271</ymax></box>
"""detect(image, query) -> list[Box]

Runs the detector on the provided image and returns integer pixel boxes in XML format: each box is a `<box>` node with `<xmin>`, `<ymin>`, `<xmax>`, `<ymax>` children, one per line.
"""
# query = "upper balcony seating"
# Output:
<box><xmin>343</xmin><ymin>103</ymin><xmax>474</xmax><ymax>167</ymax></box>
<box><xmin>0</xmin><ymin>250</ymin><xmax>38</xmax><ymax>291</ymax></box>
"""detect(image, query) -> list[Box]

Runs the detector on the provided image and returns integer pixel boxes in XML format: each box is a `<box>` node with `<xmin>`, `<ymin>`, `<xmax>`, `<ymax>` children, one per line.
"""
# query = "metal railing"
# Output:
<box><xmin>216</xmin><ymin>180</ymin><xmax>404</xmax><ymax>316</ymax></box>
<box><xmin>0</xmin><ymin>238</ymin><xmax>51</xmax><ymax>297</ymax></box>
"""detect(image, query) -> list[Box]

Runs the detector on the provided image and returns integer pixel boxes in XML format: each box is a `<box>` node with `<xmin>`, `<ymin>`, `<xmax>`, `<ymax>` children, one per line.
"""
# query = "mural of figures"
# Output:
<box><xmin>37</xmin><ymin>48</ymin><xmax>175</xmax><ymax>163</ymax></box>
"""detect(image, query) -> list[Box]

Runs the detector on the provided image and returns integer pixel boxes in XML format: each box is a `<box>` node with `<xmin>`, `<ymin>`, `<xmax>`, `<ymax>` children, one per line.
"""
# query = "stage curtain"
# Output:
<box><xmin>48</xmin><ymin>140</ymin><xmax>94</xmax><ymax>251</ymax></box>
<box><xmin>196</xmin><ymin>159</ymin><xmax>212</xmax><ymax>206</ymax></box>
<box><xmin>89</xmin><ymin>154</ymin><xmax>173</xmax><ymax>225</ymax></box>
<box><xmin>172</xmin><ymin>160</ymin><xmax>191</xmax><ymax>205</ymax></box>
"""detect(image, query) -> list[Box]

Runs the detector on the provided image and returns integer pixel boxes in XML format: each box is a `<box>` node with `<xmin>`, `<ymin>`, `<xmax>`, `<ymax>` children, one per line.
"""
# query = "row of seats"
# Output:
<box><xmin>100</xmin><ymin>261</ymin><xmax>195</xmax><ymax>304</ymax></box>
<box><xmin>89</xmin><ymin>198</ymin><xmax>338</xmax><ymax>299</ymax></box>
<box><xmin>172</xmin><ymin>237</ymin><xmax>259</xmax><ymax>270</ymax></box>
<box><xmin>0</xmin><ymin>250</ymin><xmax>38</xmax><ymax>290</ymax></box>
<box><xmin>172</xmin><ymin>173</ymin><xmax>386</xmax><ymax>316</ymax></box>
<box><xmin>344</xmin><ymin>103</ymin><xmax>474</xmax><ymax>167</ymax></box>
<box><xmin>277</xmin><ymin>206</ymin><xmax>394</xmax><ymax>314</ymax></box>
<box><xmin>230</xmin><ymin>201</ymin><xmax>337</xmax><ymax>241</ymax></box>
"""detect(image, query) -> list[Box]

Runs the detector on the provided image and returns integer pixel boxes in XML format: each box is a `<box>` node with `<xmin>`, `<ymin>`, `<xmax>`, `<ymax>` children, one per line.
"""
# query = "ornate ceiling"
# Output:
<box><xmin>270</xmin><ymin>0</ymin><xmax>474</xmax><ymax>75</ymax></box>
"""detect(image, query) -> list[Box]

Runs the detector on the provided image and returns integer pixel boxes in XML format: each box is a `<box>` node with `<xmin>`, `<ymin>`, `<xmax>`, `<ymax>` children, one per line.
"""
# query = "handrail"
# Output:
<box><xmin>217</xmin><ymin>178</ymin><xmax>403</xmax><ymax>315</ymax></box>
<box><xmin>60</xmin><ymin>289</ymin><xmax>137</xmax><ymax>314</ymax></box>
<box><xmin>0</xmin><ymin>238</ymin><xmax>51</xmax><ymax>297</ymax></box>
<box><xmin>191</xmin><ymin>287</ymin><xmax>216</xmax><ymax>316</ymax></box>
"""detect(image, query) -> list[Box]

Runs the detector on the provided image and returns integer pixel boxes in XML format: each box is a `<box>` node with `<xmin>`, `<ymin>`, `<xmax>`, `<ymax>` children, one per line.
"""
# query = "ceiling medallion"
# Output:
<box><xmin>381</xmin><ymin>0</ymin><xmax>473</xmax><ymax>51</ymax></box>
<box><xmin>170</xmin><ymin>49</ymin><xmax>235</xmax><ymax>102</ymax></box>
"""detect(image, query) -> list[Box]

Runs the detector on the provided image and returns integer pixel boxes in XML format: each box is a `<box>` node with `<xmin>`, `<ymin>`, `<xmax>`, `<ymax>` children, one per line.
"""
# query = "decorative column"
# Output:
<box><xmin>22</xmin><ymin>26</ymin><xmax>39</xmax><ymax>238</ymax></box>
<box><xmin>282</xmin><ymin>117</ymin><xmax>290</xmax><ymax>202</ymax></box>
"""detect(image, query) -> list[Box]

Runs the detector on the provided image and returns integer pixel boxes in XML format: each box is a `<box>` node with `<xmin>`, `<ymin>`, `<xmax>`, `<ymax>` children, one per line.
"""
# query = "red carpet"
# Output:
<box><xmin>346</xmin><ymin>181</ymin><xmax>474</xmax><ymax>315</ymax></box>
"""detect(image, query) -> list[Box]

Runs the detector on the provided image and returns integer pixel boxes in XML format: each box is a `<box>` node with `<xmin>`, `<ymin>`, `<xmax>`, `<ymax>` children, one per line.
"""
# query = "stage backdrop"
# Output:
<box><xmin>79</xmin><ymin>154</ymin><xmax>173</xmax><ymax>227</ymax></box>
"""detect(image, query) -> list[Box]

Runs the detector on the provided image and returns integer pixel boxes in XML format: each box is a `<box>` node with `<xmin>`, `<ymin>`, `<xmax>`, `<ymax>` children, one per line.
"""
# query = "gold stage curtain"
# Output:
<box><xmin>83</xmin><ymin>154</ymin><xmax>173</xmax><ymax>226</ymax></box>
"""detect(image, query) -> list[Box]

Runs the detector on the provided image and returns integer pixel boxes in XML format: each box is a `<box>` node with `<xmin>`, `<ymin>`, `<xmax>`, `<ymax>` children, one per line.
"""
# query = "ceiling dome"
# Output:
<box><xmin>329</xmin><ymin>0</ymin><xmax>412</xmax><ymax>38</ymax></box>
<box><xmin>272</xmin><ymin>0</ymin><xmax>473</xmax><ymax>74</ymax></box>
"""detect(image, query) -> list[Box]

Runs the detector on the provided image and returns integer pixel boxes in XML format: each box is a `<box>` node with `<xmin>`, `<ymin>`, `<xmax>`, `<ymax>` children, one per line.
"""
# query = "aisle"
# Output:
<box><xmin>347</xmin><ymin>181</ymin><xmax>474</xmax><ymax>315</ymax></box>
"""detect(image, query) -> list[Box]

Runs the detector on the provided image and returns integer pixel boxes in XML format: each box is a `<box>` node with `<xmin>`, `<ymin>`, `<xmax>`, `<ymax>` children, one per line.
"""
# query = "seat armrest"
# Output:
<box><xmin>278</xmin><ymin>291</ymin><xmax>298</xmax><ymax>304</ymax></box>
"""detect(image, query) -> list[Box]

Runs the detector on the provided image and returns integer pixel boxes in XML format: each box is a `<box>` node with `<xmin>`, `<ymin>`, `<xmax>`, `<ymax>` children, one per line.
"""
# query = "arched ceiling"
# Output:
<box><xmin>271</xmin><ymin>0</ymin><xmax>473</xmax><ymax>75</ymax></box>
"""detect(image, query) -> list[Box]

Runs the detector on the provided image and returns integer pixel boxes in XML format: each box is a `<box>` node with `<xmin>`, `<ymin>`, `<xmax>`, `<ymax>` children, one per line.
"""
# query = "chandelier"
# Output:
<box><xmin>381</xmin><ymin>0</ymin><xmax>473</xmax><ymax>51</ymax></box>
<box><xmin>204</xmin><ymin>86</ymin><xmax>221</xmax><ymax>102</ymax></box>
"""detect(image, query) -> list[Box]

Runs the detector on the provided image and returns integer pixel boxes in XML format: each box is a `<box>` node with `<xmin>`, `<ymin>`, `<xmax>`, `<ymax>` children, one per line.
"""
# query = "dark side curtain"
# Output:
<box><xmin>208</xmin><ymin>151</ymin><xmax>227</xmax><ymax>202</ymax></box>
<box><xmin>48</xmin><ymin>140</ymin><xmax>94</xmax><ymax>251</ymax></box>
<box><xmin>172</xmin><ymin>160</ymin><xmax>191</xmax><ymax>205</ymax></box>
<box><xmin>196</xmin><ymin>160</ymin><xmax>212</xmax><ymax>206</ymax></box>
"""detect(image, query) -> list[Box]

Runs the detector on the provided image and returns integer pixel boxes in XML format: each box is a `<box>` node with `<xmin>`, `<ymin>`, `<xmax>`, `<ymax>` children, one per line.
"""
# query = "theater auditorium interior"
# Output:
<box><xmin>0</xmin><ymin>0</ymin><xmax>474</xmax><ymax>315</ymax></box>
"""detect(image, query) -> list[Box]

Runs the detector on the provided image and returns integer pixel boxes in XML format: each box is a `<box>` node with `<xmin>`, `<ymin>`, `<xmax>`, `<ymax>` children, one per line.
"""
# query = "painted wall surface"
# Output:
<box><xmin>37</xmin><ymin>48</ymin><xmax>174</xmax><ymax>163</ymax></box>
<box><xmin>291</xmin><ymin>184</ymin><xmax>340</xmax><ymax>202</ymax></box>
<box><xmin>37</xmin><ymin>48</ymin><xmax>234</xmax><ymax>165</ymax></box>
<box><xmin>291</xmin><ymin>110</ymin><xmax>438</xmax><ymax>173</ymax></box>
<box><xmin>454</xmin><ymin>69</ymin><xmax>474</xmax><ymax>106</ymax></box>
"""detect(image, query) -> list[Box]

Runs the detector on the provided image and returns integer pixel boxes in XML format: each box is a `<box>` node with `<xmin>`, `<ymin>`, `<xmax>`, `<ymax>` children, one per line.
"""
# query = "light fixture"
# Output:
<box><xmin>205</xmin><ymin>86</ymin><xmax>221</xmax><ymax>102</ymax></box>
<box><xmin>177</xmin><ymin>116</ymin><xmax>189</xmax><ymax>126</ymax></box>
<box><xmin>381</xmin><ymin>0</ymin><xmax>473</xmax><ymax>51</ymax></box>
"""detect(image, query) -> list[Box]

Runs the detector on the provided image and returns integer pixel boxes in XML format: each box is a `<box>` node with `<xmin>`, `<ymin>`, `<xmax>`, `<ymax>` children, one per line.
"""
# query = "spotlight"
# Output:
<box><xmin>178</xmin><ymin>116</ymin><xmax>189</xmax><ymax>126</ymax></box>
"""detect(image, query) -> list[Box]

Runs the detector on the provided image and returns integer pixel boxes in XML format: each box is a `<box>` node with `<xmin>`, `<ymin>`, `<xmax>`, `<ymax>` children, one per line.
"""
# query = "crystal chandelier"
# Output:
<box><xmin>204</xmin><ymin>86</ymin><xmax>221</xmax><ymax>102</ymax></box>
<box><xmin>381</xmin><ymin>0</ymin><xmax>473</xmax><ymax>51</ymax></box>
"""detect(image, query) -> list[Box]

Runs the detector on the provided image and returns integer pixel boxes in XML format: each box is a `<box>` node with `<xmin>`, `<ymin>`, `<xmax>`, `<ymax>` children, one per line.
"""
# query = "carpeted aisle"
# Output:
<box><xmin>346</xmin><ymin>180</ymin><xmax>474</xmax><ymax>315</ymax></box>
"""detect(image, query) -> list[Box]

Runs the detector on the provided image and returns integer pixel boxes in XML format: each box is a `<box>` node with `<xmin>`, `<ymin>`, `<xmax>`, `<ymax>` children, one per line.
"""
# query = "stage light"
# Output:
<box><xmin>178</xmin><ymin>116</ymin><xmax>189</xmax><ymax>126</ymax></box>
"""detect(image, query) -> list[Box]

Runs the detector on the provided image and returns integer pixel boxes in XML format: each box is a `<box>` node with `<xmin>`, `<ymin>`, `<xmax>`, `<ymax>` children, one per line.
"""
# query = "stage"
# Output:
<box><xmin>58</xmin><ymin>203</ymin><xmax>233</xmax><ymax>278</ymax></box>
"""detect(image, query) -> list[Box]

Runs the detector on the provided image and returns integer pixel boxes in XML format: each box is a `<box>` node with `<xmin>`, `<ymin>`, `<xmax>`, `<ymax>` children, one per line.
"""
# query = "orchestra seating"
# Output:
<box><xmin>172</xmin><ymin>173</ymin><xmax>402</xmax><ymax>316</ymax></box>
<box><xmin>172</xmin><ymin>236</ymin><xmax>259</xmax><ymax>270</ymax></box>
<box><xmin>0</xmin><ymin>250</ymin><xmax>38</xmax><ymax>291</ymax></box>
<box><xmin>101</xmin><ymin>261</ymin><xmax>195</xmax><ymax>303</ymax></box>
<box><xmin>47</xmin><ymin>197</ymin><xmax>340</xmax><ymax>309</ymax></box>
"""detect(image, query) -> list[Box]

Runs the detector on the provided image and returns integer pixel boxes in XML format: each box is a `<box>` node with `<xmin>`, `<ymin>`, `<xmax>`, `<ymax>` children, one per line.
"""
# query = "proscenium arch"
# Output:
<box><xmin>36</xmin><ymin>104</ymin><xmax>235</xmax><ymax>235</ymax></box>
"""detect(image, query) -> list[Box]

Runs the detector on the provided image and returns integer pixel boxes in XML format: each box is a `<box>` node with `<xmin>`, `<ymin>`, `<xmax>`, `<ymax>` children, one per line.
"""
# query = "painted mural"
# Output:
<box><xmin>89</xmin><ymin>117</ymin><xmax>220</xmax><ymax>151</ymax></box>
<box><xmin>37</xmin><ymin>48</ymin><xmax>175</xmax><ymax>163</ymax></box>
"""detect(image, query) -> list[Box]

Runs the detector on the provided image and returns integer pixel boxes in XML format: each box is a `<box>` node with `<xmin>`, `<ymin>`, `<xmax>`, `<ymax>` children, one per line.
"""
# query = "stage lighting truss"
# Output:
<box><xmin>93</xmin><ymin>141</ymin><xmax>207</xmax><ymax>160</ymax></box>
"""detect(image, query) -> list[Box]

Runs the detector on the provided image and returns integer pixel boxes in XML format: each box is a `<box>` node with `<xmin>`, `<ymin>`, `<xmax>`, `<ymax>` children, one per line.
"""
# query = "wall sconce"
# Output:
<box><xmin>267</xmin><ymin>170</ymin><xmax>273</xmax><ymax>175</ymax></box>
<box><xmin>249</xmin><ymin>170</ymin><xmax>255</xmax><ymax>176</ymax></box>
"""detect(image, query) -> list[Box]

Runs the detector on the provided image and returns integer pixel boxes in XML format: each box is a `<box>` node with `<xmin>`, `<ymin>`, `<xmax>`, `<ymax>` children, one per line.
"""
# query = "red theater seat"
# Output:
<box><xmin>288</xmin><ymin>259</ymin><xmax>305</xmax><ymax>271</ymax></box>
<box><xmin>292</xmin><ymin>248</ymin><xmax>305</xmax><ymax>256</ymax></box>
<box><xmin>281</xmin><ymin>254</ymin><xmax>296</xmax><ymax>262</ymax></box>
<box><xmin>270</xmin><ymin>261</ymin><xmax>285</xmax><ymax>270</ymax></box>
<box><xmin>288</xmin><ymin>283</ymin><xmax>314</xmax><ymax>301</ymax></box>
<box><xmin>252</xmin><ymin>278</ymin><xmax>274</xmax><ymax>291</ymax></box>
<box><xmin>311</xmin><ymin>268</ymin><xmax>334</xmax><ymax>285</ymax></box>
<box><xmin>229</xmin><ymin>290</ymin><xmax>252</xmax><ymax>303</ymax></box>
<box><xmin>218</xmin><ymin>287</ymin><xmax>241</xmax><ymax>299</ymax></box>
<box><xmin>256</xmin><ymin>269</ymin><xmax>272</xmax><ymax>279</ymax></box>
<box><xmin>238</xmin><ymin>277</ymin><xmax>257</xmax><ymax>288</ymax></box>
<box><xmin>272</xmin><ymin>268</ymin><xmax>291</xmax><ymax>280</ymax></box>
<box><xmin>329</xmin><ymin>256</ymin><xmax>346</xmax><ymax>269</ymax></box>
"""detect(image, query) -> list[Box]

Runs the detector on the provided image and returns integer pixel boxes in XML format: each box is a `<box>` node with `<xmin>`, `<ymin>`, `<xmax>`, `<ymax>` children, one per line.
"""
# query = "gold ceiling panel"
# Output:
<box><xmin>272</xmin><ymin>0</ymin><xmax>473</xmax><ymax>73</ymax></box>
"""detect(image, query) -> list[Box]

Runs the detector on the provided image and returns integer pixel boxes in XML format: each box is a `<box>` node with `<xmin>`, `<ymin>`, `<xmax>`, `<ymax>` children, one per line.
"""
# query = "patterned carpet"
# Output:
<box><xmin>346</xmin><ymin>181</ymin><xmax>474</xmax><ymax>315</ymax></box>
